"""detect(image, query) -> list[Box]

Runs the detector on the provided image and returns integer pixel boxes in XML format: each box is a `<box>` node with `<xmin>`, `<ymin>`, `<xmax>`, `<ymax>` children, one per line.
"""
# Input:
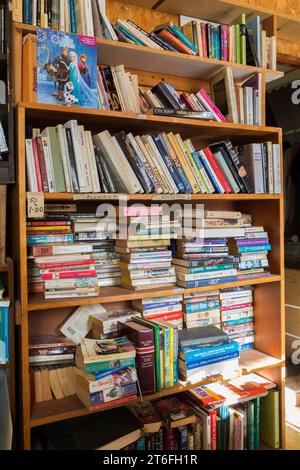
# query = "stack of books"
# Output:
<box><xmin>230</xmin><ymin>225</ymin><xmax>272</xmax><ymax>280</ymax></box>
<box><xmin>220</xmin><ymin>287</ymin><xmax>254</xmax><ymax>351</ymax></box>
<box><xmin>75</xmin><ymin>337</ymin><xmax>138</xmax><ymax>410</ymax></box>
<box><xmin>178</xmin><ymin>325</ymin><xmax>240</xmax><ymax>382</ymax></box>
<box><xmin>88</xmin><ymin>307</ymin><xmax>142</xmax><ymax>339</ymax></box>
<box><xmin>183</xmin><ymin>291</ymin><xmax>221</xmax><ymax>329</ymax></box>
<box><xmin>132</xmin><ymin>294</ymin><xmax>183</xmax><ymax>329</ymax></box>
<box><xmin>29</xmin><ymin>335</ymin><xmax>76</xmax><ymax>367</ymax></box>
<box><xmin>27</xmin><ymin>213</ymin><xmax>100</xmax><ymax>299</ymax></box>
<box><xmin>118</xmin><ymin>208</ymin><xmax>178</xmax><ymax>291</ymax></box>
<box><xmin>173</xmin><ymin>210</ymin><xmax>243</xmax><ymax>288</ymax></box>
<box><xmin>0</xmin><ymin>300</ymin><xmax>9</xmax><ymax>364</ymax></box>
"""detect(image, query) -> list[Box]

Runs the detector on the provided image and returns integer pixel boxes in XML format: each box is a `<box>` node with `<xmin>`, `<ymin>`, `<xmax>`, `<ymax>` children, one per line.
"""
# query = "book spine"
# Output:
<box><xmin>254</xmin><ymin>397</ymin><xmax>260</xmax><ymax>449</ymax></box>
<box><xmin>169</xmin><ymin>24</ymin><xmax>198</xmax><ymax>53</ymax></box>
<box><xmin>27</xmin><ymin>234</ymin><xmax>73</xmax><ymax>244</ymax></box>
<box><xmin>83</xmin><ymin>357</ymin><xmax>135</xmax><ymax>374</ymax></box>
<box><xmin>36</xmin><ymin>137</ymin><xmax>49</xmax><ymax>192</ymax></box>
<box><xmin>31</xmin><ymin>139</ymin><xmax>43</xmax><ymax>192</ymax></box>
<box><xmin>182</xmin><ymin>275</ymin><xmax>237</xmax><ymax>288</ymax></box>
<box><xmin>203</xmin><ymin>147</ymin><xmax>232</xmax><ymax>193</ymax></box>
<box><xmin>151</xmin><ymin>134</ymin><xmax>185</xmax><ymax>193</ymax></box>
<box><xmin>197</xmin><ymin>89</ymin><xmax>226</xmax><ymax>123</ymax></box>
<box><xmin>198</xmin><ymin>150</ymin><xmax>224</xmax><ymax>193</ymax></box>
<box><xmin>157</xmin><ymin>29</ymin><xmax>195</xmax><ymax>55</ymax></box>
<box><xmin>210</xmin><ymin>410</ymin><xmax>217</xmax><ymax>451</ymax></box>
<box><xmin>149</xmin><ymin>32</ymin><xmax>179</xmax><ymax>52</ymax></box>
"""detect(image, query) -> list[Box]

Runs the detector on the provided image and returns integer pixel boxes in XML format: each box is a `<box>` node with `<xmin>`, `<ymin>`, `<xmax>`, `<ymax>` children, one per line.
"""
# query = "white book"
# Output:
<box><xmin>195</xmin><ymin>22</ymin><xmax>203</xmax><ymax>57</ymax></box>
<box><xmin>261</xmin><ymin>30</ymin><xmax>267</xmax><ymax>68</ymax></box>
<box><xmin>56</xmin><ymin>125</ymin><xmax>72</xmax><ymax>192</ymax></box>
<box><xmin>59</xmin><ymin>0</ymin><xmax>65</xmax><ymax>31</ymax></box>
<box><xmin>32</xmin><ymin>0</ymin><xmax>37</xmax><ymax>25</ymax></box>
<box><xmin>40</xmin><ymin>136</ymin><xmax>55</xmax><ymax>192</ymax></box>
<box><xmin>198</xmin><ymin>149</ymin><xmax>225</xmax><ymax>194</ymax></box>
<box><xmin>238</xmin><ymin>87</ymin><xmax>245</xmax><ymax>124</ymax></box>
<box><xmin>243</xmin><ymin>87</ymin><xmax>254</xmax><ymax>125</ymax></box>
<box><xmin>84</xmin><ymin>0</ymin><xmax>95</xmax><ymax>37</ymax></box>
<box><xmin>176</xmin><ymin>269</ymin><xmax>237</xmax><ymax>282</ymax></box>
<box><xmin>60</xmin><ymin>303</ymin><xmax>107</xmax><ymax>344</ymax></box>
<box><xmin>114</xmin><ymin>66</ymin><xmax>131</xmax><ymax>112</ymax></box>
<box><xmin>266</xmin><ymin>141</ymin><xmax>274</xmax><ymax>194</ymax></box>
<box><xmin>270</xmin><ymin>36</ymin><xmax>277</xmax><ymax>70</ymax></box>
<box><xmin>77</xmin><ymin>125</ymin><xmax>93</xmax><ymax>192</ymax></box>
<box><xmin>273</xmin><ymin>143</ymin><xmax>281</xmax><ymax>194</ymax></box>
<box><xmin>116</xmin><ymin>19</ymin><xmax>161</xmax><ymax>50</ymax></box>
<box><xmin>126</xmin><ymin>73</ymin><xmax>139</xmax><ymax>113</ymax></box>
<box><xmin>85</xmin><ymin>131</ymin><xmax>101</xmax><ymax>193</ymax></box>
<box><xmin>25</xmin><ymin>140</ymin><xmax>38</xmax><ymax>192</ymax></box>
<box><xmin>227</xmin><ymin>67</ymin><xmax>239</xmax><ymax>123</ymax></box>
<box><xmin>75</xmin><ymin>0</ymin><xmax>86</xmax><ymax>35</ymax></box>
<box><xmin>98</xmin><ymin>0</ymin><xmax>118</xmax><ymax>41</ymax></box>
<box><xmin>63</xmin><ymin>121</ymin><xmax>86</xmax><ymax>192</ymax></box>
<box><xmin>111</xmin><ymin>136</ymin><xmax>144</xmax><ymax>193</ymax></box>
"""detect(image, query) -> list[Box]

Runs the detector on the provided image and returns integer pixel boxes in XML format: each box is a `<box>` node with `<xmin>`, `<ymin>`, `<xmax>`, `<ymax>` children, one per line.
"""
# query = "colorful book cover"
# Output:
<box><xmin>36</xmin><ymin>28</ymin><xmax>99</xmax><ymax>108</ymax></box>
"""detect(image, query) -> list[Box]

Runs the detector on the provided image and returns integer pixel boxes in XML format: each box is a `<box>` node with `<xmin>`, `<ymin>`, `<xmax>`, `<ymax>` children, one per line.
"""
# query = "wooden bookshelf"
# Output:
<box><xmin>11</xmin><ymin>0</ymin><xmax>286</xmax><ymax>451</ymax></box>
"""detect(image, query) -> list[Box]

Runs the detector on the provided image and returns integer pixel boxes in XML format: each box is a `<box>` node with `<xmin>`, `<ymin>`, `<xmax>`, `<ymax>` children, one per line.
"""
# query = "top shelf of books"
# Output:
<box><xmin>15</xmin><ymin>22</ymin><xmax>282</xmax><ymax>83</ymax></box>
<box><xmin>124</xmin><ymin>0</ymin><xmax>300</xmax><ymax>42</ymax></box>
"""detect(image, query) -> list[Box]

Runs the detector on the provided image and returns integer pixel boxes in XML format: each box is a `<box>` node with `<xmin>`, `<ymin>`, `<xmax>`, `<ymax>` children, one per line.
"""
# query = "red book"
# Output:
<box><xmin>36</xmin><ymin>137</ymin><xmax>49</xmax><ymax>192</ymax></box>
<box><xmin>41</xmin><ymin>270</ymin><xmax>97</xmax><ymax>280</ymax></box>
<box><xmin>201</xmin><ymin>23</ymin><xmax>208</xmax><ymax>58</ymax></box>
<box><xmin>38</xmin><ymin>259</ymin><xmax>95</xmax><ymax>269</ymax></box>
<box><xmin>89</xmin><ymin>394</ymin><xmax>137</xmax><ymax>411</ymax></box>
<box><xmin>203</xmin><ymin>147</ymin><xmax>232</xmax><ymax>193</ymax></box>
<box><xmin>27</xmin><ymin>221</ymin><xmax>71</xmax><ymax>226</ymax></box>
<box><xmin>179</xmin><ymin>93</ymin><xmax>197</xmax><ymax>111</ymax></box>
<box><xmin>163</xmin><ymin>427</ymin><xmax>176</xmax><ymax>450</ymax></box>
<box><xmin>118</xmin><ymin>321</ymin><xmax>156</xmax><ymax>395</ymax></box>
<box><xmin>157</xmin><ymin>29</ymin><xmax>195</xmax><ymax>55</ymax></box>
<box><xmin>26</xmin><ymin>230</ymin><xmax>72</xmax><ymax>236</ymax></box>
<box><xmin>221</xmin><ymin>303</ymin><xmax>253</xmax><ymax>311</ymax></box>
<box><xmin>209</xmin><ymin>409</ymin><xmax>217</xmax><ymax>451</ymax></box>
<box><xmin>31</xmin><ymin>138</ymin><xmax>43</xmax><ymax>192</ymax></box>
<box><xmin>146</xmin><ymin>311</ymin><xmax>182</xmax><ymax>322</ymax></box>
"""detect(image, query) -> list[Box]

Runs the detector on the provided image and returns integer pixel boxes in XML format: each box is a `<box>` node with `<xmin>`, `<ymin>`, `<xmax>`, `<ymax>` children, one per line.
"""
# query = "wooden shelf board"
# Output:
<box><xmin>13</xmin><ymin>22</ymin><xmax>282</xmax><ymax>83</ymax></box>
<box><xmin>30</xmin><ymin>350</ymin><xmax>283</xmax><ymax>428</ymax></box>
<box><xmin>43</xmin><ymin>192</ymin><xmax>281</xmax><ymax>202</ymax></box>
<box><xmin>19</xmin><ymin>102</ymin><xmax>281</xmax><ymax>142</ymax></box>
<box><xmin>28</xmin><ymin>274</ymin><xmax>281</xmax><ymax>311</ymax></box>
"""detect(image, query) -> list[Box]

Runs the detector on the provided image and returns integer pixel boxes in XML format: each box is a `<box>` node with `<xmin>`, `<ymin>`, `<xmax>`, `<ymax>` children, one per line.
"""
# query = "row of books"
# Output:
<box><xmin>0</xmin><ymin>302</ymin><xmax>10</xmax><ymax>364</ymax></box>
<box><xmin>36</xmin><ymin>378</ymin><xmax>279</xmax><ymax>450</ymax></box>
<box><xmin>19</xmin><ymin>2</ymin><xmax>277</xmax><ymax>70</ymax></box>
<box><xmin>26</xmin><ymin>123</ymin><xmax>281</xmax><ymax>195</ymax></box>
<box><xmin>30</xmin><ymin>364</ymin><xmax>76</xmax><ymax>403</ymax></box>
<box><xmin>0</xmin><ymin>3</ymin><xmax>6</xmax><ymax>55</ymax></box>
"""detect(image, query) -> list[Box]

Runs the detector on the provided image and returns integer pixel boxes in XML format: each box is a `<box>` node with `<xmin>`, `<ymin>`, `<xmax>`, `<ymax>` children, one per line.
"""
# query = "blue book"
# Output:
<box><xmin>183</xmin><ymin>351</ymin><xmax>240</xmax><ymax>371</ymax></box>
<box><xmin>238</xmin><ymin>244</ymin><xmax>271</xmax><ymax>253</ymax></box>
<box><xmin>223</xmin><ymin>318</ymin><xmax>253</xmax><ymax>327</ymax></box>
<box><xmin>151</xmin><ymin>134</ymin><xmax>185</xmax><ymax>193</ymax></box>
<box><xmin>184</xmin><ymin>275</ymin><xmax>237</xmax><ymax>288</ymax></box>
<box><xmin>199</xmin><ymin>152</ymin><xmax>224</xmax><ymax>193</ymax></box>
<box><xmin>173</xmin><ymin>327</ymin><xmax>179</xmax><ymax>385</ymax></box>
<box><xmin>135</xmin><ymin>437</ymin><xmax>146</xmax><ymax>450</ymax></box>
<box><xmin>213</xmin><ymin>26</ymin><xmax>221</xmax><ymax>60</ymax></box>
<box><xmin>26</xmin><ymin>234</ymin><xmax>74</xmax><ymax>244</ymax></box>
<box><xmin>2</xmin><ymin>308</ymin><xmax>9</xmax><ymax>362</ymax></box>
<box><xmin>246</xmin><ymin>16</ymin><xmax>261</xmax><ymax>66</ymax></box>
<box><xmin>180</xmin><ymin>341</ymin><xmax>239</xmax><ymax>362</ymax></box>
<box><xmin>177</xmin><ymin>425</ymin><xmax>188</xmax><ymax>450</ymax></box>
<box><xmin>89</xmin><ymin>382</ymin><xmax>137</xmax><ymax>405</ymax></box>
<box><xmin>144</xmin><ymin>301</ymin><xmax>180</xmax><ymax>310</ymax></box>
<box><xmin>185</xmin><ymin>300</ymin><xmax>220</xmax><ymax>313</ymax></box>
<box><xmin>239</xmin><ymin>342</ymin><xmax>254</xmax><ymax>351</ymax></box>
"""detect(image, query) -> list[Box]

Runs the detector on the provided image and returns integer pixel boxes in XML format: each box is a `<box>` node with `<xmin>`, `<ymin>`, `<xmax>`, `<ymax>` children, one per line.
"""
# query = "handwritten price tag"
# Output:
<box><xmin>27</xmin><ymin>192</ymin><xmax>44</xmax><ymax>219</ymax></box>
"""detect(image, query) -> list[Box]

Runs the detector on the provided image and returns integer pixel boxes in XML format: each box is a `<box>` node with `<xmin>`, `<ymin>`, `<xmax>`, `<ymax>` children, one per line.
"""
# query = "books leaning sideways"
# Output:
<box><xmin>75</xmin><ymin>336</ymin><xmax>138</xmax><ymax>411</ymax></box>
<box><xmin>178</xmin><ymin>325</ymin><xmax>240</xmax><ymax>382</ymax></box>
<box><xmin>117</xmin><ymin>206</ymin><xmax>178</xmax><ymax>290</ymax></box>
<box><xmin>220</xmin><ymin>287</ymin><xmax>254</xmax><ymax>351</ymax></box>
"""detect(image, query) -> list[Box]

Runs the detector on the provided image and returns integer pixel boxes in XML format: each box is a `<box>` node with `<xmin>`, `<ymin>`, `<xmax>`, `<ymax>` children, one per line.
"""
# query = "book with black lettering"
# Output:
<box><xmin>114</xmin><ymin>131</ymin><xmax>153</xmax><ymax>193</ymax></box>
<box><xmin>209</xmin><ymin>142</ymin><xmax>246</xmax><ymax>193</ymax></box>
<box><xmin>151</xmin><ymin>133</ymin><xmax>185</xmax><ymax>193</ymax></box>
<box><xmin>100</xmin><ymin>66</ymin><xmax>122</xmax><ymax>112</ymax></box>
<box><xmin>224</xmin><ymin>140</ymin><xmax>254</xmax><ymax>193</ymax></box>
<box><xmin>151</xmin><ymin>82</ymin><xmax>181</xmax><ymax>109</ymax></box>
<box><xmin>150</xmin><ymin>108</ymin><xmax>214</xmax><ymax>120</ymax></box>
<box><xmin>64</xmin><ymin>128</ymin><xmax>80</xmax><ymax>193</ymax></box>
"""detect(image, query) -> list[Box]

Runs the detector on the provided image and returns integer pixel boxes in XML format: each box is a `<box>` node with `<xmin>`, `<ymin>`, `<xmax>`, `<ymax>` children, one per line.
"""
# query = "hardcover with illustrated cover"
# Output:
<box><xmin>36</xmin><ymin>28</ymin><xmax>99</xmax><ymax>108</ymax></box>
<box><xmin>76</xmin><ymin>337</ymin><xmax>136</xmax><ymax>365</ymax></box>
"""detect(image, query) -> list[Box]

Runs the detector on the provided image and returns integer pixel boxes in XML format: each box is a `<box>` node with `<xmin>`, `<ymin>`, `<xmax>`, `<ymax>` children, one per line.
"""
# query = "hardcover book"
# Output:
<box><xmin>36</xmin><ymin>28</ymin><xmax>99</xmax><ymax>108</ymax></box>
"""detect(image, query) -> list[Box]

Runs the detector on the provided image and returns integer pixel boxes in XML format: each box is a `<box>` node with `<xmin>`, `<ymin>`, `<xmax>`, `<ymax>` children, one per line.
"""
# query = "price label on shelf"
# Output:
<box><xmin>27</xmin><ymin>192</ymin><xmax>44</xmax><ymax>219</ymax></box>
<box><xmin>152</xmin><ymin>194</ymin><xmax>192</xmax><ymax>201</ymax></box>
<box><xmin>73</xmin><ymin>194</ymin><xmax>128</xmax><ymax>201</ymax></box>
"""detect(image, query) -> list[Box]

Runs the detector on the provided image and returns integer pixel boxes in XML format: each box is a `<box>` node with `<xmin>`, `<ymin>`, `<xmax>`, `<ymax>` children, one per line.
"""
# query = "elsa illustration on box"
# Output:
<box><xmin>68</xmin><ymin>51</ymin><xmax>98</xmax><ymax>107</ymax></box>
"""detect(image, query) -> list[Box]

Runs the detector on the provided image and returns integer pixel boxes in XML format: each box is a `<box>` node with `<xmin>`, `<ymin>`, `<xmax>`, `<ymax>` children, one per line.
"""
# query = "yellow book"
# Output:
<box><xmin>12</xmin><ymin>0</ymin><xmax>23</xmax><ymax>22</ymax></box>
<box><xmin>260</xmin><ymin>390</ymin><xmax>280</xmax><ymax>448</ymax></box>
<box><xmin>183</xmin><ymin>139</ymin><xmax>208</xmax><ymax>193</ymax></box>
<box><xmin>166</xmin><ymin>132</ymin><xmax>200</xmax><ymax>193</ymax></box>
<box><xmin>26</xmin><ymin>226</ymin><xmax>71</xmax><ymax>231</ymax></box>
<box><xmin>175</xmin><ymin>134</ymin><xmax>202</xmax><ymax>193</ymax></box>
<box><xmin>41</xmin><ymin>0</ymin><xmax>45</xmax><ymax>27</ymax></box>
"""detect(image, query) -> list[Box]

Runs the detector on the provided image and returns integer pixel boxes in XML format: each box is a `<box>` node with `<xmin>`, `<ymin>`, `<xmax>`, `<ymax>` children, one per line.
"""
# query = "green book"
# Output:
<box><xmin>43</xmin><ymin>127</ymin><xmax>66</xmax><ymax>192</ymax></box>
<box><xmin>132</xmin><ymin>316</ymin><xmax>162</xmax><ymax>392</ymax></box>
<box><xmin>260</xmin><ymin>391</ymin><xmax>280</xmax><ymax>448</ymax></box>
<box><xmin>247</xmin><ymin>401</ymin><xmax>255</xmax><ymax>450</ymax></box>
<box><xmin>81</xmin><ymin>357</ymin><xmax>135</xmax><ymax>374</ymax></box>
<box><xmin>253</xmin><ymin>397</ymin><xmax>260</xmax><ymax>449</ymax></box>
<box><xmin>232</xmin><ymin>15</ymin><xmax>246</xmax><ymax>65</ymax></box>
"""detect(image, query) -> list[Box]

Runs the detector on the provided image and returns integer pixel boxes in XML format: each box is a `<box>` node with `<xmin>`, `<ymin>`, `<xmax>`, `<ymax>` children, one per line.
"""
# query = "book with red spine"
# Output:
<box><xmin>38</xmin><ymin>259</ymin><xmax>95</xmax><ymax>269</ymax></box>
<box><xmin>163</xmin><ymin>427</ymin><xmax>176</xmax><ymax>450</ymax></box>
<box><xmin>31</xmin><ymin>138</ymin><xmax>43</xmax><ymax>192</ymax></box>
<box><xmin>89</xmin><ymin>394</ymin><xmax>138</xmax><ymax>411</ymax></box>
<box><xmin>221</xmin><ymin>303</ymin><xmax>253</xmax><ymax>311</ymax></box>
<box><xmin>201</xmin><ymin>23</ymin><xmax>208</xmax><ymax>58</ymax></box>
<box><xmin>36</xmin><ymin>136</ymin><xmax>49</xmax><ymax>192</ymax></box>
<box><xmin>41</xmin><ymin>270</ymin><xmax>97</xmax><ymax>280</ymax></box>
<box><xmin>40</xmin><ymin>265</ymin><xmax>95</xmax><ymax>274</ymax></box>
<box><xmin>27</xmin><ymin>220</ymin><xmax>71</xmax><ymax>226</ymax></box>
<box><xmin>27</xmin><ymin>230</ymin><xmax>73</xmax><ymax>236</ymax></box>
<box><xmin>157</xmin><ymin>29</ymin><xmax>195</xmax><ymax>55</ymax></box>
<box><xmin>196</xmin><ymin>89</ymin><xmax>227</xmax><ymax>123</ymax></box>
<box><xmin>209</xmin><ymin>409</ymin><xmax>217</xmax><ymax>450</ymax></box>
<box><xmin>179</xmin><ymin>93</ymin><xmax>198</xmax><ymax>111</ymax></box>
<box><xmin>145</xmin><ymin>311</ymin><xmax>183</xmax><ymax>322</ymax></box>
<box><xmin>221</xmin><ymin>25</ymin><xmax>229</xmax><ymax>61</ymax></box>
<box><xmin>203</xmin><ymin>147</ymin><xmax>232</xmax><ymax>193</ymax></box>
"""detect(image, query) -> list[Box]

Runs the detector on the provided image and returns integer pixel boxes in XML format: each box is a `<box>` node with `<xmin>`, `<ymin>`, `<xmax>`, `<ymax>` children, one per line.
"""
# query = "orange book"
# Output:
<box><xmin>157</xmin><ymin>29</ymin><xmax>194</xmax><ymax>55</ymax></box>
<box><xmin>22</xmin><ymin>34</ymin><xmax>37</xmax><ymax>102</ymax></box>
